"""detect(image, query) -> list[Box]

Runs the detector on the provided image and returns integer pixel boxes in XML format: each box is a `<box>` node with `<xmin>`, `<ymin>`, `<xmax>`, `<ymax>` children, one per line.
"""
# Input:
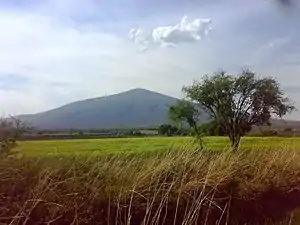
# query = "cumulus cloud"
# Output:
<box><xmin>128</xmin><ymin>15</ymin><xmax>212</xmax><ymax>51</ymax></box>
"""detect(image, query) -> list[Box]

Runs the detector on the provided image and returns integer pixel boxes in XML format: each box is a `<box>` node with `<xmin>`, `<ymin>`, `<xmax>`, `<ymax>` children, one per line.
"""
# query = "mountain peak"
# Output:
<box><xmin>122</xmin><ymin>88</ymin><xmax>156</xmax><ymax>94</ymax></box>
<box><xmin>119</xmin><ymin>88</ymin><xmax>172</xmax><ymax>99</ymax></box>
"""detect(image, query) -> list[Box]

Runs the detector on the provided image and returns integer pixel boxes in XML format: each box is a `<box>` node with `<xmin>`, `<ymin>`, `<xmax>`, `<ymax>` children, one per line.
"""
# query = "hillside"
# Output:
<box><xmin>18</xmin><ymin>89</ymin><xmax>207</xmax><ymax>130</ymax></box>
<box><xmin>17</xmin><ymin>88</ymin><xmax>299</xmax><ymax>131</ymax></box>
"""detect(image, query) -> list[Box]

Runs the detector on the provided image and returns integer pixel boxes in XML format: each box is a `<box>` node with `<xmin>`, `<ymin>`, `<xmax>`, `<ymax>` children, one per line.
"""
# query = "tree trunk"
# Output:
<box><xmin>229</xmin><ymin>133</ymin><xmax>240</xmax><ymax>152</ymax></box>
<box><xmin>192</xmin><ymin>125</ymin><xmax>204</xmax><ymax>150</ymax></box>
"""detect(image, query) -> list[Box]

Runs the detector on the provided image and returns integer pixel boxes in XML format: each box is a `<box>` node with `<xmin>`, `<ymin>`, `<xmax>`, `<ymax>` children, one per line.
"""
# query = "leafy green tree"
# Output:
<box><xmin>180</xmin><ymin>70</ymin><xmax>294</xmax><ymax>151</ymax></box>
<box><xmin>168</xmin><ymin>100</ymin><xmax>200</xmax><ymax>134</ymax></box>
<box><xmin>198</xmin><ymin>120</ymin><xmax>226</xmax><ymax>136</ymax></box>
<box><xmin>158</xmin><ymin>124</ymin><xmax>179</xmax><ymax>136</ymax></box>
<box><xmin>168</xmin><ymin>100</ymin><xmax>205</xmax><ymax>147</ymax></box>
<box><xmin>158</xmin><ymin>124</ymin><xmax>170</xmax><ymax>136</ymax></box>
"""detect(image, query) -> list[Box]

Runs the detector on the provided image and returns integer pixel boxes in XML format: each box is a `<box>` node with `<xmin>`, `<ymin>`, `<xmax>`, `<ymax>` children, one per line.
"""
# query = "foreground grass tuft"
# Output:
<box><xmin>1</xmin><ymin>147</ymin><xmax>300</xmax><ymax>224</ymax></box>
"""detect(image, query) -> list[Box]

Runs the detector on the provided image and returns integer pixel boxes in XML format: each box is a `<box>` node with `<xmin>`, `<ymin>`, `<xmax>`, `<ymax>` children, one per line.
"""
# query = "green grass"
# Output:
<box><xmin>3</xmin><ymin>136</ymin><xmax>300</xmax><ymax>224</ymax></box>
<box><xmin>14</xmin><ymin>136</ymin><xmax>300</xmax><ymax>157</ymax></box>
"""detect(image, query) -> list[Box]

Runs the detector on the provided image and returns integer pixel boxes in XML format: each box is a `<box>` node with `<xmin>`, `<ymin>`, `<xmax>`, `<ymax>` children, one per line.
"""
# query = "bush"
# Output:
<box><xmin>279</xmin><ymin>128</ymin><xmax>294</xmax><ymax>137</ymax></box>
<box><xmin>261</xmin><ymin>129</ymin><xmax>278</xmax><ymax>137</ymax></box>
<box><xmin>158</xmin><ymin>124</ymin><xmax>178</xmax><ymax>136</ymax></box>
<box><xmin>0</xmin><ymin>138</ymin><xmax>17</xmax><ymax>155</ymax></box>
<box><xmin>127</xmin><ymin>130</ymin><xmax>144</xmax><ymax>137</ymax></box>
<box><xmin>198</xmin><ymin>120</ymin><xmax>226</xmax><ymax>136</ymax></box>
<box><xmin>0</xmin><ymin>117</ymin><xmax>31</xmax><ymax>155</ymax></box>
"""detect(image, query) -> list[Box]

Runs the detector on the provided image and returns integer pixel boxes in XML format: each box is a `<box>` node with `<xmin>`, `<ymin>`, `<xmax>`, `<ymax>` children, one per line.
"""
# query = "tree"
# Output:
<box><xmin>158</xmin><ymin>124</ymin><xmax>178</xmax><ymax>136</ymax></box>
<box><xmin>168</xmin><ymin>100</ymin><xmax>205</xmax><ymax>147</ymax></box>
<box><xmin>181</xmin><ymin>70</ymin><xmax>294</xmax><ymax>151</ymax></box>
<box><xmin>0</xmin><ymin>116</ymin><xmax>32</xmax><ymax>155</ymax></box>
<box><xmin>168</xmin><ymin>100</ymin><xmax>201</xmax><ymax>134</ymax></box>
<box><xmin>198</xmin><ymin>120</ymin><xmax>226</xmax><ymax>136</ymax></box>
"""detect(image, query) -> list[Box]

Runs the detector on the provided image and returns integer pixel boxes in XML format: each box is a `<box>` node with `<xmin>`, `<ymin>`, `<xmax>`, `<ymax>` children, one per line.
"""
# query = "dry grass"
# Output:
<box><xmin>1</xmin><ymin>146</ymin><xmax>300</xmax><ymax>224</ymax></box>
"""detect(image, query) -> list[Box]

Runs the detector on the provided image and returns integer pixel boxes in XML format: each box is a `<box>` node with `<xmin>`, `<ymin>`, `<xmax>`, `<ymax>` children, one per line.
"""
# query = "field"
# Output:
<box><xmin>14</xmin><ymin>136</ymin><xmax>300</xmax><ymax>157</ymax></box>
<box><xmin>3</xmin><ymin>136</ymin><xmax>300</xmax><ymax>224</ymax></box>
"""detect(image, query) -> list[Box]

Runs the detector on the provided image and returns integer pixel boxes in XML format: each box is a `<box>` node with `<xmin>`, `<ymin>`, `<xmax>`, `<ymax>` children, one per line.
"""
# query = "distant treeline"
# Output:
<box><xmin>19</xmin><ymin>122</ymin><xmax>300</xmax><ymax>141</ymax></box>
<box><xmin>21</xmin><ymin>127</ymin><xmax>159</xmax><ymax>141</ymax></box>
<box><xmin>20</xmin><ymin>133</ymin><xmax>127</xmax><ymax>141</ymax></box>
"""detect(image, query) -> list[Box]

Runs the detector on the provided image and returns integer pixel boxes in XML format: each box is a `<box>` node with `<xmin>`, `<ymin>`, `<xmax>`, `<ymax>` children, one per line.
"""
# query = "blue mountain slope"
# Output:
<box><xmin>18</xmin><ymin>89</ymin><xmax>207</xmax><ymax>130</ymax></box>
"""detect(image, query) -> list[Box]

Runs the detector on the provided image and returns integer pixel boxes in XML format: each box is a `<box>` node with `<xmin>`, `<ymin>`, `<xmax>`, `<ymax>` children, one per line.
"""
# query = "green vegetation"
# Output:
<box><xmin>0</xmin><ymin>116</ymin><xmax>31</xmax><ymax>155</ymax></box>
<box><xmin>171</xmin><ymin>70</ymin><xmax>294</xmax><ymax>151</ymax></box>
<box><xmin>157</xmin><ymin>124</ymin><xmax>189</xmax><ymax>136</ymax></box>
<box><xmin>12</xmin><ymin>136</ymin><xmax>300</xmax><ymax>157</ymax></box>
<box><xmin>198</xmin><ymin>119</ymin><xmax>227</xmax><ymax>136</ymax></box>
<box><xmin>4</xmin><ymin>136</ymin><xmax>300</xmax><ymax>224</ymax></box>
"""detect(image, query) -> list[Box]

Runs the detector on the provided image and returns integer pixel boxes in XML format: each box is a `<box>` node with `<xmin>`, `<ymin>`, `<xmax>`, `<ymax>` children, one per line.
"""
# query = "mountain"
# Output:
<box><xmin>18</xmin><ymin>88</ymin><xmax>205</xmax><ymax>130</ymax></box>
<box><xmin>16</xmin><ymin>88</ymin><xmax>300</xmax><ymax>131</ymax></box>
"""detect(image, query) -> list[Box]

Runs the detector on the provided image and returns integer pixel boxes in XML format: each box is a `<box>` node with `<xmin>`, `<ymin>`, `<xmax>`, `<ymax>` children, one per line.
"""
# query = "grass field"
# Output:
<box><xmin>3</xmin><ymin>136</ymin><xmax>300</xmax><ymax>224</ymax></box>
<box><xmin>14</xmin><ymin>136</ymin><xmax>300</xmax><ymax>157</ymax></box>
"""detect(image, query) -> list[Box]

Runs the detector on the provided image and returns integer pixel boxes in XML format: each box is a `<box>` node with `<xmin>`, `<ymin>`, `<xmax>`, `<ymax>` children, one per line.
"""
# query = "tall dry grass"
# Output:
<box><xmin>1</xmin><ymin>146</ymin><xmax>300</xmax><ymax>224</ymax></box>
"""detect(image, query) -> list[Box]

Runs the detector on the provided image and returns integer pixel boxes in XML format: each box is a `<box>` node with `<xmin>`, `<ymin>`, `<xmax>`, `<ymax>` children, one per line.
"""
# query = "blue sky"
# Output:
<box><xmin>0</xmin><ymin>0</ymin><xmax>300</xmax><ymax>119</ymax></box>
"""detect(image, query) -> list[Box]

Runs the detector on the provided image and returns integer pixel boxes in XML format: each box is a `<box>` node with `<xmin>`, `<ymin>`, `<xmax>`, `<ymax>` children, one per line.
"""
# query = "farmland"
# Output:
<box><xmin>2</xmin><ymin>136</ymin><xmax>300</xmax><ymax>224</ymax></box>
<box><xmin>14</xmin><ymin>136</ymin><xmax>300</xmax><ymax>157</ymax></box>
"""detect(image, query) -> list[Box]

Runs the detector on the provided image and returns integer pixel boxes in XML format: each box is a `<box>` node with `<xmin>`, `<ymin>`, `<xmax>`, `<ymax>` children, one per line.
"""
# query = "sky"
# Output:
<box><xmin>0</xmin><ymin>0</ymin><xmax>300</xmax><ymax>119</ymax></box>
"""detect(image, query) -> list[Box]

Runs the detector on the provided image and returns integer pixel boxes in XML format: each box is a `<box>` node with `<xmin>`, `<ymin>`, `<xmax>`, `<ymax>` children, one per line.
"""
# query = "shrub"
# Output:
<box><xmin>261</xmin><ymin>129</ymin><xmax>278</xmax><ymax>137</ymax></box>
<box><xmin>158</xmin><ymin>124</ymin><xmax>179</xmax><ymax>136</ymax></box>
<box><xmin>198</xmin><ymin>120</ymin><xmax>226</xmax><ymax>136</ymax></box>
<box><xmin>0</xmin><ymin>117</ymin><xmax>31</xmax><ymax>155</ymax></box>
<box><xmin>279</xmin><ymin>128</ymin><xmax>294</xmax><ymax>137</ymax></box>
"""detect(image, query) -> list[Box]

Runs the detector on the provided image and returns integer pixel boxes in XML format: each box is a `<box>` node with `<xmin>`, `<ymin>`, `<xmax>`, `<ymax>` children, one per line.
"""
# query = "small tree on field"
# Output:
<box><xmin>169</xmin><ymin>100</ymin><xmax>201</xmax><ymax>133</ymax></box>
<box><xmin>172</xmin><ymin>70</ymin><xmax>294</xmax><ymax>151</ymax></box>
<box><xmin>168</xmin><ymin>100</ymin><xmax>205</xmax><ymax>147</ymax></box>
<box><xmin>0</xmin><ymin>116</ymin><xmax>32</xmax><ymax>155</ymax></box>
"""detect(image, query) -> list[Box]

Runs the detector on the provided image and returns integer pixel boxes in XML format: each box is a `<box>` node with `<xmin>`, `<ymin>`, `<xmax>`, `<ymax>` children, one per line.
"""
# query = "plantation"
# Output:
<box><xmin>13</xmin><ymin>136</ymin><xmax>300</xmax><ymax>157</ymax></box>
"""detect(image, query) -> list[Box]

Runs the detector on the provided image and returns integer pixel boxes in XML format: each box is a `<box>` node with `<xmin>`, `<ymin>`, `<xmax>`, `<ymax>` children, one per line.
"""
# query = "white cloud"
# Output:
<box><xmin>128</xmin><ymin>15</ymin><xmax>212</xmax><ymax>51</ymax></box>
